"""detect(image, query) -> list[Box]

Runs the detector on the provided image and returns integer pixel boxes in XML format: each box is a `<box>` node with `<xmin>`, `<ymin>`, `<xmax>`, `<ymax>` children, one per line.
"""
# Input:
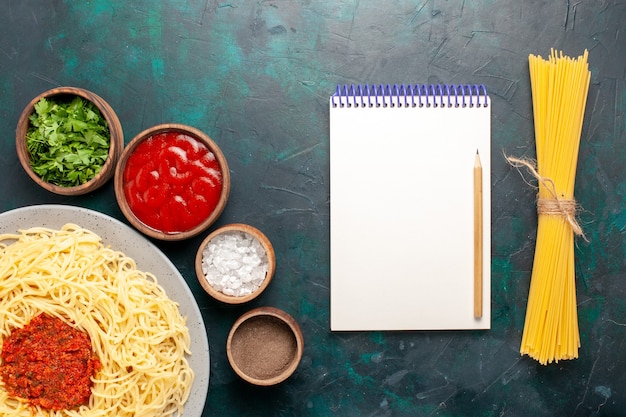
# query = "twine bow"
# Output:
<box><xmin>505</xmin><ymin>154</ymin><xmax>586</xmax><ymax>241</ymax></box>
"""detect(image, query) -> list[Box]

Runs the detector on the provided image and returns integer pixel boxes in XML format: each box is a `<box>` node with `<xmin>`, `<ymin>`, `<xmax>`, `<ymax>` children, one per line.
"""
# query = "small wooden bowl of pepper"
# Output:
<box><xmin>114</xmin><ymin>123</ymin><xmax>230</xmax><ymax>241</ymax></box>
<box><xmin>16</xmin><ymin>86</ymin><xmax>124</xmax><ymax>196</ymax></box>
<box><xmin>227</xmin><ymin>306</ymin><xmax>304</xmax><ymax>386</ymax></box>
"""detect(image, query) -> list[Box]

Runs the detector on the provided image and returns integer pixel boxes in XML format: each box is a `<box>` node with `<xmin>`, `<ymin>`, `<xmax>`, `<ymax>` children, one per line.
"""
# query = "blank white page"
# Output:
<box><xmin>330</xmin><ymin>86</ymin><xmax>491</xmax><ymax>331</ymax></box>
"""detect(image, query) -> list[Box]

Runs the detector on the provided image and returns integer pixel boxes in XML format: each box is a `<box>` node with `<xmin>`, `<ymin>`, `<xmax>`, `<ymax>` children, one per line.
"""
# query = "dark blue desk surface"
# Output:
<box><xmin>1</xmin><ymin>1</ymin><xmax>624</xmax><ymax>416</ymax></box>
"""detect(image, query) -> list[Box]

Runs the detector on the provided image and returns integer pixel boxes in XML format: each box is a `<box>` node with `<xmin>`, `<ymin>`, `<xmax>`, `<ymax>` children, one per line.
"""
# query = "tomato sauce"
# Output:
<box><xmin>123</xmin><ymin>132</ymin><xmax>223</xmax><ymax>233</ymax></box>
<box><xmin>0</xmin><ymin>313</ymin><xmax>100</xmax><ymax>411</ymax></box>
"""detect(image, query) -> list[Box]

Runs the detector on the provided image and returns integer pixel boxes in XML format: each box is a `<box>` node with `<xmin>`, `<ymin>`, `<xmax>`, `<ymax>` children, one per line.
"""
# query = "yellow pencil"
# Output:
<box><xmin>474</xmin><ymin>150</ymin><xmax>483</xmax><ymax>318</ymax></box>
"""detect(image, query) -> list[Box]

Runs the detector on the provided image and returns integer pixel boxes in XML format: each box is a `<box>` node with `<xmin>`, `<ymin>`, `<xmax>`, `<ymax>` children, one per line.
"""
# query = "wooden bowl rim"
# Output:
<box><xmin>195</xmin><ymin>223</ymin><xmax>276</xmax><ymax>304</ymax></box>
<box><xmin>226</xmin><ymin>306</ymin><xmax>304</xmax><ymax>386</ymax></box>
<box><xmin>114</xmin><ymin>123</ymin><xmax>230</xmax><ymax>241</ymax></box>
<box><xmin>15</xmin><ymin>86</ymin><xmax>123</xmax><ymax>196</ymax></box>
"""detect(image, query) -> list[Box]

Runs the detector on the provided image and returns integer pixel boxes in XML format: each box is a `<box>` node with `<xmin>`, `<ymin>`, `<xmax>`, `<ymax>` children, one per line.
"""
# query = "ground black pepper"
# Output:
<box><xmin>229</xmin><ymin>315</ymin><xmax>297</xmax><ymax>380</ymax></box>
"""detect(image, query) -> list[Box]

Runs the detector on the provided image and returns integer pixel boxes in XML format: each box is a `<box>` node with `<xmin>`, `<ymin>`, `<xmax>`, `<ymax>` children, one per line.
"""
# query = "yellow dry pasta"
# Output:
<box><xmin>520</xmin><ymin>49</ymin><xmax>590</xmax><ymax>364</ymax></box>
<box><xmin>0</xmin><ymin>224</ymin><xmax>194</xmax><ymax>416</ymax></box>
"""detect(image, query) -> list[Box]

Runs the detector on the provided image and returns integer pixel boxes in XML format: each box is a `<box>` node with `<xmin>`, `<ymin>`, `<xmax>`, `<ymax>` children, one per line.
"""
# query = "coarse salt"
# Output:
<box><xmin>201</xmin><ymin>231</ymin><xmax>268</xmax><ymax>297</ymax></box>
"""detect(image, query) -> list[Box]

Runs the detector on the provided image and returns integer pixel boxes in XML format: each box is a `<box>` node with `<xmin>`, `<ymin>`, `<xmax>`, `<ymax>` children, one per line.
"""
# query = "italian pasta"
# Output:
<box><xmin>519</xmin><ymin>50</ymin><xmax>590</xmax><ymax>364</ymax></box>
<box><xmin>0</xmin><ymin>224</ymin><xmax>194</xmax><ymax>416</ymax></box>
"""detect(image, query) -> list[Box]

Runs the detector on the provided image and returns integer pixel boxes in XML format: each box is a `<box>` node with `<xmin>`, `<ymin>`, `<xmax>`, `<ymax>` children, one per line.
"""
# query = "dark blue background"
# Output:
<box><xmin>1</xmin><ymin>1</ymin><xmax>624</xmax><ymax>416</ymax></box>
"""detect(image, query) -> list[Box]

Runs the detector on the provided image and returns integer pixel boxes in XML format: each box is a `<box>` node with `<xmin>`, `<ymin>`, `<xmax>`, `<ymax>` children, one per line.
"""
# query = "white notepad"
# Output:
<box><xmin>330</xmin><ymin>84</ymin><xmax>491</xmax><ymax>331</ymax></box>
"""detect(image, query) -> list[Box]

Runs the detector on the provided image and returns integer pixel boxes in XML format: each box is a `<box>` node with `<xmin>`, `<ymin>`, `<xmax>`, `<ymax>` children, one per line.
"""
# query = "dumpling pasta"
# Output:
<box><xmin>0</xmin><ymin>224</ymin><xmax>194</xmax><ymax>416</ymax></box>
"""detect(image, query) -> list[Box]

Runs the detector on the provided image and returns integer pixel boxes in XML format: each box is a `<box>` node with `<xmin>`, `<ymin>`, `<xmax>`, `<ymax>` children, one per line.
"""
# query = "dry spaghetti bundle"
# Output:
<box><xmin>518</xmin><ymin>50</ymin><xmax>590</xmax><ymax>364</ymax></box>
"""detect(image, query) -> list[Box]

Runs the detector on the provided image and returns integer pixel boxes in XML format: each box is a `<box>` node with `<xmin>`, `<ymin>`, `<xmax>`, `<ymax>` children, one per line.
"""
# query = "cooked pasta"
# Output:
<box><xmin>519</xmin><ymin>50</ymin><xmax>590</xmax><ymax>364</ymax></box>
<box><xmin>0</xmin><ymin>224</ymin><xmax>194</xmax><ymax>416</ymax></box>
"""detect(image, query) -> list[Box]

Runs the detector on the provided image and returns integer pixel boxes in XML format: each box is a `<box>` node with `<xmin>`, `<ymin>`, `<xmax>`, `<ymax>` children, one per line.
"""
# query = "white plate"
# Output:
<box><xmin>0</xmin><ymin>204</ymin><xmax>209</xmax><ymax>416</ymax></box>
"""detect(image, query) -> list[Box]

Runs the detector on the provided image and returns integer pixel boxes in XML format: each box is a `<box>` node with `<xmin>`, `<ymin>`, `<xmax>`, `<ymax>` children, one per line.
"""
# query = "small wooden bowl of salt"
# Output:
<box><xmin>195</xmin><ymin>223</ymin><xmax>276</xmax><ymax>304</ymax></box>
<box><xmin>227</xmin><ymin>306</ymin><xmax>304</xmax><ymax>386</ymax></box>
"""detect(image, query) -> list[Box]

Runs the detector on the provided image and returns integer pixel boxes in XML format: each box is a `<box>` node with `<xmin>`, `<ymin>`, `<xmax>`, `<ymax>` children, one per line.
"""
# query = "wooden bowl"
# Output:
<box><xmin>15</xmin><ymin>87</ymin><xmax>123</xmax><ymax>195</ymax></box>
<box><xmin>114</xmin><ymin>124</ymin><xmax>230</xmax><ymax>241</ymax></box>
<box><xmin>227</xmin><ymin>307</ymin><xmax>304</xmax><ymax>386</ymax></box>
<box><xmin>195</xmin><ymin>223</ymin><xmax>275</xmax><ymax>304</ymax></box>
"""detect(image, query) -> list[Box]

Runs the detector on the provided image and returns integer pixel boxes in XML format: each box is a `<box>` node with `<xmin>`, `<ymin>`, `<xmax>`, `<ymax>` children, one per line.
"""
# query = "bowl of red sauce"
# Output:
<box><xmin>114</xmin><ymin>123</ymin><xmax>230</xmax><ymax>241</ymax></box>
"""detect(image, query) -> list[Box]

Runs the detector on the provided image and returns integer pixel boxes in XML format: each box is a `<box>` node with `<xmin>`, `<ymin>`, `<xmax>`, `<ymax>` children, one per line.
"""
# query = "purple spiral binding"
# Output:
<box><xmin>331</xmin><ymin>83</ymin><xmax>489</xmax><ymax>108</ymax></box>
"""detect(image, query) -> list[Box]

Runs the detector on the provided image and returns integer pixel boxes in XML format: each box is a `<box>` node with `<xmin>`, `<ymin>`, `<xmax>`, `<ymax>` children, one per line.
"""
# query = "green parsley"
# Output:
<box><xmin>26</xmin><ymin>96</ymin><xmax>111</xmax><ymax>187</ymax></box>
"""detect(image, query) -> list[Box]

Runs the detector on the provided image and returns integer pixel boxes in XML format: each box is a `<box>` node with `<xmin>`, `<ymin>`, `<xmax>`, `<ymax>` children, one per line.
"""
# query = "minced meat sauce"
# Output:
<box><xmin>0</xmin><ymin>313</ymin><xmax>100</xmax><ymax>410</ymax></box>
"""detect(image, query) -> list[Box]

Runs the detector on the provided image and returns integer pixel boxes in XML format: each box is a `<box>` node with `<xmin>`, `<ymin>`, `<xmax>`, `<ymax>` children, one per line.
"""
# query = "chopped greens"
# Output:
<box><xmin>26</xmin><ymin>96</ymin><xmax>110</xmax><ymax>187</ymax></box>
